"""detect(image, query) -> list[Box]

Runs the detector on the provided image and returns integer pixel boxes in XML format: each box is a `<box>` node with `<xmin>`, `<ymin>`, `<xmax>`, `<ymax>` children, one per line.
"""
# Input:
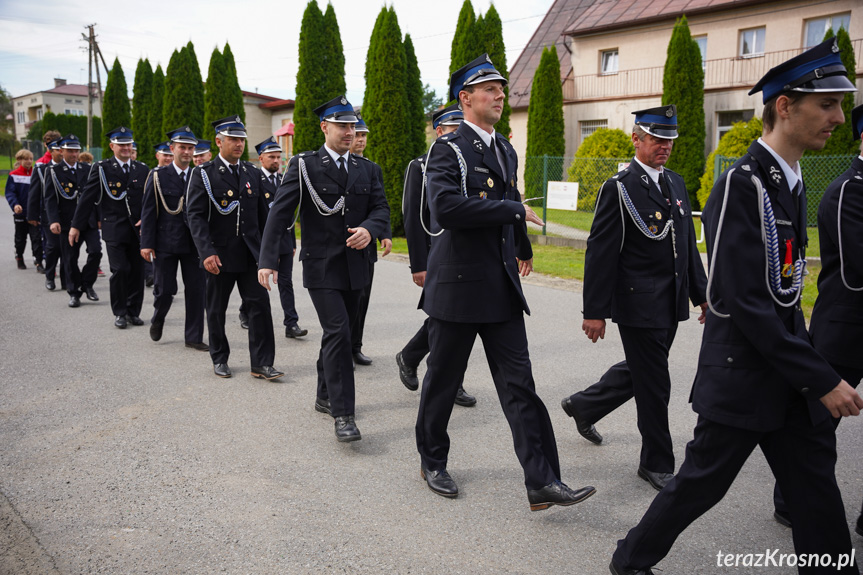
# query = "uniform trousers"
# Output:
<box><xmin>59</xmin><ymin>227</ymin><xmax>101</xmax><ymax>297</ymax></box>
<box><xmin>568</xmin><ymin>324</ymin><xmax>678</xmax><ymax>472</ymax></box>
<box><xmin>42</xmin><ymin>223</ymin><xmax>61</xmax><ymax>283</ymax></box>
<box><xmin>205</xmin><ymin>269</ymin><xmax>274</xmax><ymax>366</ymax></box>
<box><xmin>151</xmin><ymin>251</ymin><xmax>206</xmax><ymax>344</ymax></box>
<box><xmin>612</xmin><ymin>414</ymin><xmax>859</xmax><ymax>574</ymax></box>
<box><xmin>351</xmin><ymin>260</ymin><xmax>374</xmax><ymax>353</ymax></box>
<box><xmin>105</xmin><ymin>238</ymin><xmax>144</xmax><ymax>317</ymax></box>
<box><xmin>416</xmin><ymin>313</ymin><xmax>560</xmax><ymax>490</ymax></box>
<box><xmin>239</xmin><ymin>253</ymin><xmax>298</xmax><ymax>328</ymax></box>
<box><xmin>400</xmin><ymin>318</ymin><xmax>465</xmax><ymax>387</ymax></box>
<box><xmin>309</xmin><ymin>287</ymin><xmax>360</xmax><ymax>417</ymax></box>
<box><xmin>13</xmin><ymin>218</ymin><xmax>42</xmax><ymax>261</ymax></box>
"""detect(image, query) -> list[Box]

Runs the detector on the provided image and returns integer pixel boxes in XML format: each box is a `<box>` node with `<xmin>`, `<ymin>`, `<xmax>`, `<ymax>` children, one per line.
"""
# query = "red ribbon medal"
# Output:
<box><xmin>781</xmin><ymin>238</ymin><xmax>793</xmax><ymax>278</ymax></box>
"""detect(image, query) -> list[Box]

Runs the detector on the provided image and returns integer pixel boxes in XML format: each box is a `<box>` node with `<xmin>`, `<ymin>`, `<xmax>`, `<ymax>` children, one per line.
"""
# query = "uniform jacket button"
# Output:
<box><xmin>457</xmin><ymin>274</ymin><xmax>463</xmax><ymax>279</ymax></box>
<box><xmin>515</xmin><ymin>214</ymin><xmax>521</xmax><ymax>220</ymax></box>
<box><xmin>727</xmin><ymin>357</ymin><xmax>734</xmax><ymax>363</ymax></box>
<box><xmin>801</xmin><ymin>387</ymin><xmax>809</xmax><ymax>393</ymax></box>
<box><xmin>502</xmin><ymin>238</ymin><xmax>506</xmax><ymax>244</ymax></box>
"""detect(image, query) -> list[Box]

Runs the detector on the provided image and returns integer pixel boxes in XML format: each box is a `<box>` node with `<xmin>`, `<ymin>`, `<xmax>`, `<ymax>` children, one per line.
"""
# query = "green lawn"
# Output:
<box><xmin>0</xmin><ymin>154</ymin><xmax>13</xmax><ymax>170</ymax></box>
<box><xmin>539</xmin><ymin>208</ymin><xmax>594</xmax><ymax>231</ymax></box>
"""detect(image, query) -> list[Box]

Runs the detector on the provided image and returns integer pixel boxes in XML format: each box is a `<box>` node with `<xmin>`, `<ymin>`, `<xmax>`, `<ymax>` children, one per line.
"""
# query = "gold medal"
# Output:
<box><xmin>111</xmin><ymin>190</ymin><xmax>117</xmax><ymax>196</ymax></box>
<box><xmin>655</xmin><ymin>212</ymin><xmax>662</xmax><ymax>220</ymax></box>
<box><xmin>487</xmin><ymin>178</ymin><xmax>494</xmax><ymax>188</ymax></box>
<box><xmin>221</xmin><ymin>200</ymin><xmax>227</xmax><ymax>207</ymax></box>
<box><xmin>115</xmin><ymin>182</ymin><xmax>121</xmax><ymax>188</ymax></box>
<box><xmin>265</xmin><ymin>193</ymin><xmax>270</xmax><ymax>199</ymax></box>
<box><xmin>227</xmin><ymin>190</ymin><xmax>234</xmax><ymax>197</ymax></box>
<box><xmin>648</xmin><ymin>224</ymin><xmax>658</xmax><ymax>234</ymax></box>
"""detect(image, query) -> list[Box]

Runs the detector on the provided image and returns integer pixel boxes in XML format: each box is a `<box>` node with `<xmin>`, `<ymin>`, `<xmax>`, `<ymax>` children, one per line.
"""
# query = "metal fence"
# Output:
<box><xmin>714</xmin><ymin>154</ymin><xmax>857</xmax><ymax>226</ymax></box>
<box><xmin>524</xmin><ymin>155</ymin><xmax>628</xmax><ymax>209</ymax></box>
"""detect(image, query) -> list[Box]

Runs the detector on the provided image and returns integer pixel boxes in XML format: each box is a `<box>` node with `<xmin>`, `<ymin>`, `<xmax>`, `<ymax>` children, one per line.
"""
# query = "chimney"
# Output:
<box><xmin>54</xmin><ymin>78</ymin><xmax>67</xmax><ymax>88</ymax></box>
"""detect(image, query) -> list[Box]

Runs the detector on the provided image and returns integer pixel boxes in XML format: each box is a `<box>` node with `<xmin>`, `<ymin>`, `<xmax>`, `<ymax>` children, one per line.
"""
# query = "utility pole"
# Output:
<box><xmin>81</xmin><ymin>24</ymin><xmax>110</xmax><ymax>151</ymax></box>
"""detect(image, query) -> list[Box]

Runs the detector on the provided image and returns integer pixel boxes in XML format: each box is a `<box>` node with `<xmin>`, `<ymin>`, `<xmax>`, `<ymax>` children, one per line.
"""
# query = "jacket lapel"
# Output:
<box><xmin>749</xmin><ymin>142</ymin><xmax>798</xmax><ymax>225</ymax></box>
<box><xmin>630</xmin><ymin>160</ymin><xmax>667</xmax><ymax>210</ymax></box>
<box><xmin>345</xmin><ymin>154</ymin><xmax>360</xmax><ymax>191</ymax></box>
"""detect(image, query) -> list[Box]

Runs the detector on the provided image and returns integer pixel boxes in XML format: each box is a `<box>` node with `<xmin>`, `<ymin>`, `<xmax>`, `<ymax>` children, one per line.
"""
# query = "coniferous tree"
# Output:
<box><xmin>449</xmin><ymin>0</ymin><xmax>475</xmax><ymax>78</ymax></box>
<box><xmin>525</xmin><ymin>46</ymin><xmax>565</xmax><ymax>199</ymax></box>
<box><xmin>162</xmin><ymin>46</ymin><xmax>204</xmax><ymax>142</ymax></box>
<box><xmin>184</xmin><ymin>41</ymin><xmax>205</xmax><ymax>138</ymax></box>
<box><xmin>815</xmin><ymin>27</ymin><xmax>857</xmax><ymax>155</ymax></box>
<box><xmin>221</xmin><ymin>42</ymin><xmax>247</xmax><ymax>160</ymax></box>
<box><xmin>662</xmin><ymin>15</ymin><xmax>705</xmax><ymax>208</ymax></box>
<box><xmin>102</xmin><ymin>57</ymin><xmax>132</xmax><ymax>150</ymax></box>
<box><xmin>147</xmin><ymin>65</ymin><xmax>165</xmax><ymax>158</ymax></box>
<box><xmin>294</xmin><ymin>0</ymin><xmax>328</xmax><ymax>153</ymax></box>
<box><xmin>403</xmin><ymin>34</ymin><xmax>426</xmax><ymax>159</ymax></box>
<box><xmin>131</xmin><ymin>58</ymin><xmax>154</xmax><ymax>166</ymax></box>
<box><xmin>204</xmin><ymin>48</ymin><xmax>229</xmax><ymax>155</ymax></box>
<box><xmin>322</xmin><ymin>4</ymin><xmax>347</xmax><ymax>98</ymax></box>
<box><xmin>363</xmin><ymin>7</ymin><xmax>409</xmax><ymax>234</ymax></box>
<box><xmin>481</xmin><ymin>5</ymin><xmax>511</xmax><ymax>137</ymax></box>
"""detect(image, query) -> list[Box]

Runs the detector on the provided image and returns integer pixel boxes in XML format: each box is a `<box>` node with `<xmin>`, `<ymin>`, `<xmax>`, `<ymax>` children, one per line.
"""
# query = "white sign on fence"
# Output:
<box><xmin>547</xmin><ymin>181</ymin><xmax>579</xmax><ymax>211</ymax></box>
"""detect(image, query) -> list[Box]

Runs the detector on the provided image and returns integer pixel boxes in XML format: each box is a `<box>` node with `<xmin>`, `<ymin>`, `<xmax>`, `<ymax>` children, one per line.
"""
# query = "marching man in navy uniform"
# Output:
<box><xmin>29</xmin><ymin>137</ymin><xmax>64</xmax><ymax>290</ymax></box>
<box><xmin>73</xmin><ymin>127</ymin><xmax>145</xmax><ymax>328</ymax></box>
<box><xmin>193</xmin><ymin>140</ymin><xmax>212</xmax><ymax>166</ymax></box>
<box><xmin>140</xmin><ymin>126</ymin><xmax>207</xmax><ymax>351</ymax></box>
<box><xmin>416</xmin><ymin>54</ymin><xmax>595</xmax><ymax>510</ymax></box>
<box><xmin>255</xmin><ymin>136</ymin><xmax>306</xmax><ymax>340</ymax></box>
<box><xmin>154</xmin><ymin>141</ymin><xmax>174</xmax><ymax>168</ymax></box>
<box><xmin>609</xmin><ymin>38</ymin><xmax>862</xmax><ymax>575</ymax></box>
<box><xmin>397</xmin><ymin>103</ymin><xmax>476</xmax><ymax>407</ymax></box>
<box><xmin>561</xmin><ymin>105</ymin><xmax>707</xmax><ymax>492</ymax></box>
<box><xmin>43</xmin><ymin>134</ymin><xmax>102</xmax><ymax>308</ymax></box>
<box><xmin>258</xmin><ymin>96</ymin><xmax>390</xmax><ymax>443</ymax></box>
<box><xmin>187</xmin><ymin>116</ymin><xmax>282</xmax><ymax>381</ymax></box>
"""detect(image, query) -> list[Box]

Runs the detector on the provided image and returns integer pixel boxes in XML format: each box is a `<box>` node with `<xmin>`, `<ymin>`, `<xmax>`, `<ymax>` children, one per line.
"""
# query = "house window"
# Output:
<box><xmin>600</xmin><ymin>50</ymin><xmax>618</xmax><ymax>75</ymax></box>
<box><xmin>694</xmin><ymin>35</ymin><xmax>707</xmax><ymax>69</ymax></box>
<box><xmin>716</xmin><ymin>110</ymin><xmax>754</xmax><ymax>146</ymax></box>
<box><xmin>37</xmin><ymin>109</ymin><xmax>43</xmax><ymax>120</ymax></box>
<box><xmin>17</xmin><ymin>111</ymin><xmax>25</xmax><ymax>124</ymax></box>
<box><xmin>804</xmin><ymin>13</ymin><xmax>851</xmax><ymax>48</ymax></box>
<box><xmin>580</xmin><ymin>119</ymin><xmax>608</xmax><ymax>143</ymax></box>
<box><xmin>739</xmin><ymin>27</ymin><xmax>765</xmax><ymax>58</ymax></box>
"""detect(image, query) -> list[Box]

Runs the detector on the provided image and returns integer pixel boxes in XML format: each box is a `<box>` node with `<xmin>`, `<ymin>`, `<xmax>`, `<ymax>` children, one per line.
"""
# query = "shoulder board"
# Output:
<box><xmin>152</xmin><ymin>166</ymin><xmax>162</xmax><ymax>172</ymax></box>
<box><xmin>356</xmin><ymin>154</ymin><xmax>372</xmax><ymax>162</ymax></box>
<box><xmin>242</xmin><ymin>161</ymin><xmax>256</xmax><ymax>168</ymax></box>
<box><xmin>437</xmin><ymin>135</ymin><xmax>451</xmax><ymax>142</ymax></box>
<box><xmin>734</xmin><ymin>154</ymin><xmax>757</xmax><ymax>173</ymax></box>
<box><xmin>297</xmin><ymin>150</ymin><xmax>318</xmax><ymax>158</ymax></box>
<box><xmin>611</xmin><ymin>167</ymin><xmax>630</xmax><ymax>180</ymax></box>
<box><xmin>663</xmin><ymin>167</ymin><xmax>680</xmax><ymax>178</ymax></box>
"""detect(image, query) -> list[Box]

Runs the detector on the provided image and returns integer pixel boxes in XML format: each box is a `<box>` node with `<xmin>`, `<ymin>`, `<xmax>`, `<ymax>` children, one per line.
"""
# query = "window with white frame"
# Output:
<box><xmin>580</xmin><ymin>119</ymin><xmax>608</xmax><ymax>143</ymax></box>
<box><xmin>600</xmin><ymin>50</ymin><xmax>618</xmax><ymax>75</ymax></box>
<box><xmin>739</xmin><ymin>27</ymin><xmax>765</xmax><ymax>58</ymax></box>
<box><xmin>804</xmin><ymin>13</ymin><xmax>851</xmax><ymax>48</ymax></box>
<box><xmin>17</xmin><ymin>111</ymin><xmax>25</xmax><ymax>124</ymax></box>
<box><xmin>37</xmin><ymin>109</ymin><xmax>43</xmax><ymax>120</ymax></box>
<box><xmin>694</xmin><ymin>35</ymin><xmax>707</xmax><ymax>69</ymax></box>
<box><xmin>716</xmin><ymin>110</ymin><xmax>754</xmax><ymax>146</ymax></box>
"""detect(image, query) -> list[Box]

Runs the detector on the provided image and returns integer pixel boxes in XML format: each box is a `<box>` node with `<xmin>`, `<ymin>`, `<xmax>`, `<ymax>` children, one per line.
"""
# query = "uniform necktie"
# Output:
<box><xmin>271</xmin><ymin>174</ymin><xmax>278</xmax><ymax>187</ymax></box>
<box><xmin>122</xmin><ymin>164</ymin><xmax>129</xmax><ymax>175</ymax></box>
<box><xmin>180</xmin><ymin>170</ymin><xmax>186</xmax><ymax>184</ymax></box>
<box><xmin>337</xmin><ymin>157</ymin><xmax>348</xmax><ymax>187</ymax></box>
<box><xmin>658</xmin><ymin>172</ymin><xmax>671</xmax><ymax>204</ymax></box>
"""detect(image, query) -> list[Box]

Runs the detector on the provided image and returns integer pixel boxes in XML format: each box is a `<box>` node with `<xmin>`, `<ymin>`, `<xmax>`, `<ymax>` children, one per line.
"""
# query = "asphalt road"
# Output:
<box><xmin>1</xmin><ymin>215</ymin><xmax>861</xmax><ymax>574</ymax></box>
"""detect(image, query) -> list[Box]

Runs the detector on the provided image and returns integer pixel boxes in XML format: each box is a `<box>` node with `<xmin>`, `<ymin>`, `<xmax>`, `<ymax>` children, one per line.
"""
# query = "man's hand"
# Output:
<box><xmin>381</xmin><ymin>238</ymin><xmax>392</xmax><ymax>257</ymax></box>
<box><xmin>583</xmin><ymin>318</ymin><xmax>606</xmax><ymax>343</ymax></box>
<box><xmin>13</xmin><ymin>205</ymin><xmax>22</xmax><ymax>214</ymax></box>
<box><xmin>523</xmin><ymin>204</ymin><xmax>543</xmax><ymax>226</ymax></box>
<box><xmin>140</xmin><ymin>249</ymin><xmax>155</xmax><ymax>262</ymax></box>
<box><xmin>412</xmin><ymin>271</ymin><xmax>426</xmax><ymax>288</ymax></box>
<box><xmin>697</xmin><ymin>302</ymin><xmax>708</xmax><ymax>324</ymax></box>
<box><xmin>258</xmin><ymin>268</ymin><xmax>278</xmax><ymax>290</ymax></box>
<box><xmin>68</xmin><ymin>227</ymin><xmax>80</xmax><ymax>245</ymax></box>
<box><xmin>819</xmin><ymin>380</ymin><xmax>863</xmax><ymax>418</ymax></box>
<box><xmin>518</xmin><ymin>258</ymin><xmax>533</xmax><ymax>277</ymax></box>
<box><xmin>50</xmin><ymin>222</ymin><xmax>61</xmax><ymax>235</ymax></box>
<box><xmin>28</xmin><ymin>220</ymin><xmax>38</xmax><ymax>226</ymax></box>
<box><xmin>135</xmin><ymin>219</ymin><xmax>141</xmax><ymax>228</ymax></box>
<box><xmin>203</xmin><ymin>254</ymin><xmax>222</xmax><ymax>275</ymax></box>
<box><xmin>346</xmin><ymin>227</ymin><xmax>371</xmax><ymax>250</ymax></box>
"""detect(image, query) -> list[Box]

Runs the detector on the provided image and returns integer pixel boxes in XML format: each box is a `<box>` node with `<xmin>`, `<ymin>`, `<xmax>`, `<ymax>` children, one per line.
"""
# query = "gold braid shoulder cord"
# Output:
<box><xmin>153</xmin><ymin>170</ymin><xmax>184</xmax><ymax>216</ymax></box>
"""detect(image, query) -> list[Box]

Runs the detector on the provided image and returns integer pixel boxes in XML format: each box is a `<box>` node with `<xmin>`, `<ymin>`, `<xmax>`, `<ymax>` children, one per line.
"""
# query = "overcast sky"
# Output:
<box><xmin>0</xmin><ymin>0</ymin><xmax>554</xmax><ymax>105</ymax></box>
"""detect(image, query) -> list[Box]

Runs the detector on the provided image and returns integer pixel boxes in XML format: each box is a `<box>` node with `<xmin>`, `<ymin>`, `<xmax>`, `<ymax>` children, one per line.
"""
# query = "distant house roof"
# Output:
<box><xmin>565</xmin><ymin>0</ymin><xmax>771</xmax><ymax>36</ymax></box>
<box><xmin>242</xmin><ymin>90</ymin><xmax>281</xmax><ymax>102</ymax></box>
<box><xmin>259</xmin><ymin>98</ymin><xmax>295</xmax><ymax>111</ymax></box>
<box><xmin>15</xmin><ymin>83</ymin><xmax>98</xmax><ymax>100</ymax></box>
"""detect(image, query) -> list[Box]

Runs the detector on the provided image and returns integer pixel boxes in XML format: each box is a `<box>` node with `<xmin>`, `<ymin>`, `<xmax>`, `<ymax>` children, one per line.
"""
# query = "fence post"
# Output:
<box><xmin>541</xmin><ymin>155</ymin><xmax>548</xmax><ymax>236</ymax></box>
<box><xmin>714</xmin><ymin>154</ymin><xmax>722</xmax><ymax>184</ymax></box>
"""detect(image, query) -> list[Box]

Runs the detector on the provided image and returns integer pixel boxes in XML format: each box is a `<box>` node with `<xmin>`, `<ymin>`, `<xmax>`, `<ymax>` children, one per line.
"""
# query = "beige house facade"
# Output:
<box><xmin>11</xmin><ymin>79</ymin><xmax>101</xmax><ymax>141</ymax></box>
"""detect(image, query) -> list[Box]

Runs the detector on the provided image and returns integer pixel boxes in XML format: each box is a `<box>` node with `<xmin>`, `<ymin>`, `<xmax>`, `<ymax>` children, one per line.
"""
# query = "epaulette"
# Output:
<box><xmin>437</xmin><ymin>134</ymin><xmax>451</xmax><ymax>143</ymax></box>
<box><xmin>152</xmin><ymin>166</ymin><xmax>162</xmax><ymax>172</ymax></box>
<box><xmin>297</xmin><ymin>150</ymin><xmax>318</xmax><ymax>158</ymax></box>
<box><xmin>611</xmin><ymin>167</ymin><xmax>630</xmax><ymax>180</ymax></box>
<box><xmin>736</xmin><ymin>154</ymin><xmax>757</xmax><ymax>173</ymax></box>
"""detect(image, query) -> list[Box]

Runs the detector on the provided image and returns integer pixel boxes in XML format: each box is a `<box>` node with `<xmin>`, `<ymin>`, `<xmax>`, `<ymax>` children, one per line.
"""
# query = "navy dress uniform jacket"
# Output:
<box><xmin>260</xmin><ymin>147</ymin><xmax>390</xmax><ymax>291</ymax></box>
<box><xmin>695</xmin><ymin>141</ymin><xmax>840</xmax><ymax>432</ymax></box>
<box><xmin>74</xmin><ymin>158</ymin><xmax>146</xmax><ymax>243</ymax></box>
<box><xmin>364</xmin><ymin>159</ymin><xmax>392</xmax><ymax>262</ymax></box>
<box><xmin>421</xmin><ymin>123</ymin><xmax>531</xmax><ymax>323</ymax></box>
<box><xmin>583</xmin><ymin>160</ymin><xmax>706</xmax><ymax>328</ymax></box>
<box><xmin>186</xmin><ymin>159</ymin><xmax>270</xmax><ymax>272</ymax></box>
<box><xmin>809</xmin><ymin>156</ymin><xmax>863</xmax><ymax>371</ymax></box>
<box><xmin>402</xmin><ymin>156</ymin><xmax>433</xmax><ymax>273</ymax></box>
<box><xmin>28</xmin><ymin>163</ymin><xmax>54</xmax><ymax>223</ymax></box>
<box><xmin>259</xmin><ymin>170</ymin><xmax>295</xmax><ymax>256</ymax></box>
<box><xmin>44</xmin><ymin>162</ymin><xmax>92</xmax><ymax>229</ymax></box>
<box><xmin>140</xmin><ymin>166</ymin><xmax>196</xmax><ymax>255</ymax></box>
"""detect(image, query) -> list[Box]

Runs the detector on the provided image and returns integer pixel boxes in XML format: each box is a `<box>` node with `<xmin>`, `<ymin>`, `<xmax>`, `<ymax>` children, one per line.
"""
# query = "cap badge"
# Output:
<box><xmin>235</xmin><ymin>116</ymin><xmax>241</xmax><ymax>122</ymax></box>
<box><xmin>832</xmin><ymin>40</ymin><xmax>839</xmax><ymax>53</ymax></box>
<box><xmin>666</xmin><ymin>108</ymin><xmax>674</xmax><ymax>118</ymax></box>
<box><xmin>340</xmin><ymin>97</ymin><xmax>347</xmax><ymax>105</ymax></box>
<box><xmin>120</xmin><ymin>127</ymin><xmax>126</xmax><ymax>132</ymax></box>
<box><xmin>485</xmin><ymin>54</ymin><xmax>492</xmax><ymax>64</ymax></box>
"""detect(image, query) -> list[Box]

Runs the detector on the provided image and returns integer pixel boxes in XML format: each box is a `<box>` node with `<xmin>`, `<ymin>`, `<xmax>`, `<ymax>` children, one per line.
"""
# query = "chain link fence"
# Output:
<box><xmin>524</xmin><ymin>155</ymin><xmax>632</xmax><ymax>213</ymax></box>
<box><xmin>714</xmin><ymin>154</ymin><xmax>857</xmax><ymax>226</ymax></box>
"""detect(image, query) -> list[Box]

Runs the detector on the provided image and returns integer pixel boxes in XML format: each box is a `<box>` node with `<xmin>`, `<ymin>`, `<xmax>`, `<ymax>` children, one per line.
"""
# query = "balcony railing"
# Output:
<box><xmin>562</xmin><ymin>38</ymin><xmax>862</xmax><ymax>102</ymax></box>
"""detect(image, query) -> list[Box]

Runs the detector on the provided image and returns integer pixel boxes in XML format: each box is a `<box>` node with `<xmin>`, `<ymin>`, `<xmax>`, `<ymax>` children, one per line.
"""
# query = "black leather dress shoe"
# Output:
<box><xmin>353</xmin><ymin>351</ymin><xmax>372</xmax><ymax>366</ymax></box>
<box><xmin>637</xmin><ymin>466</ymin><xmax>674</xmax><ymax>491</ymax></box>
<box><xmin>145</xmin><ymin>275</ymin><xmax>154</xmax><ymax>288</ymax></box>
<box><xmin>114</xmin><ymin>315</ymin><xmax>127</xmax><ymax>329</ymax></box>
<box><xmin>609</xmin><ymin>559</ymin><xmax>655</xmax><ymax>575</ymax></box>
<box><xmin>251</xmin><ymin>365</ymin><xmax>284</xmax><ymax>380</ymax></box>
<box><xmin>773</xmin><ymin>509</ymin><xmax>792</xmax><ymax>528</ymax></box>
<box><xmin>561</xmin><ymin>397</ymin><xmax>603</xmax><ymax>445</ymax></box>
<box><xmin>239</xmin><ymin>312</ymin><xmax>249</xmax><ymax>330</ymax></box>
<box><xmin>314</xmin><ymin>397</ymin><xmax>331</xmax><ymax>415</ymax></box>
<box><xmin>421</xmin><ymin>467</ymin><xmax>458</xmax><ymax>498</ymax></box>
<box><xmin>334</xmin><ymin>415</ymin><xmax>361</xmax><ymax>442</ymax></box>
<box><xmin>85</xmin><ymin>286</ymin><xmax>99</xmax><ymax>301</ymax></box>
<box><xmin>396</xmin><ymin>352</ymin><xmax>419</xmax><ymax>391</ymax></box>
<box><xmin>45</xmin><ymin>278</ymin><xmax>55</xmax><ymax>291</ymax></box>
<box><xmin>150</xmin><ymin>320</ymin><xmax>164</xmax><ymax>341</ymax></box>
<box><xmin>185</xmin><ymin>341</ymin><xmax>209</xmax><ymax>351</ymax></box>
<box><xmin>285</xmin><ymin>325</ymin><xmax>308</xmax><ymax>338</ymax></box>
<box><xmin>125</xmin><ymin>315</ymin><xmax>144</xmax><ymax>326</ymax></box>
<box><xmin>68</xmin><ymin>295</ymin><xmax>80</xmax><ymax>308</ymax></box>
<box><xmin>454</xmin><ymin>386</ymin><xmax>476</xmax><ymax>407</ymax></box>
<box><xmin>213</xmin><ymin>363</ymin><xmax>232</xmax><ymax>378</ymax></box>
<box><xmin>527</xmin><ymin>480</ymin><xmax>596</xmax><ymax>511</ymax></box>
<box><xmin>36</xmin><ymin>261</ymin><xmax>45</xmax><ymax>274</ymax></box>
<box><xmin>16</xmin><ymin>257</ymin><xmax>26</xmax><ymax>270</ymax></box>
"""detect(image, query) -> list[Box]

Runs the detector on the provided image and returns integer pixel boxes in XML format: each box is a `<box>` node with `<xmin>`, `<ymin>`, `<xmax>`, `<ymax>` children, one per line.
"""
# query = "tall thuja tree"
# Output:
<box><xmin>102</xmin><ymin>57</ymin><xmax>132</xmax><ymax>150</ymax></box>
<box><xmin>481</xmin><ymin>5</ymin><xmax>511</xmax><ymax>137</ymax></box>
<box><xmin>449</xmin><ymin>0</ymin><xmax>475</xmax><ymax>78</ymax></box>
<box><xmin>204</xmin><ymin>48</ymin><xmax>229</xmax><ymax>155</ymax></box>
<box><xmin>363</xmin><ymin>7</ymin><xmax>410</xmax><ymax>234</ymax></box>
<box><xmin>147</xmin><ymin>65</ymin><xmax>165</xmax><ymax>158</ymax></box>
<box><xmin>403</xmin><ymin>34</ymin><xmax>426</xmax><ymax>159</ymax></box>
<box><xmin>815</xmin><ymin>27</ymin><xmax>857</xmax><ymax>155</ymax></box>
<box><xmin>525</xmin><ymin>46</ymin><xmax>565</xmax><ymax>199</ymax></box>
<box><xmin>294</xmin><ymin>0</ymin><xmax>328</xmax><ymax>152</ymax></box>
<box><xmin>131</xmin><ymin>58</ymin><xmax>154</xmax><ymax>166</ymax></box>
<box><xmin>184</xmin><ymin>42</ymin><xmax>205</xmax><ymax>138</ymax></box>
<box><xmin>322</xmin><ymin>4</ymin><xmax>347</xmax><ymax>98</ymax></box>
<box><xmin>163</xmin><ymin>45</ymin><xmax>204</xmax><ymax>139</ymax></box>
<box><xmin>161</xmin><ymin>49</ymin><xmax>181</xmax><ymax>135</ymax></box>
<box><xmin>221</xmin><ymin>42</ymin><xmax>247</xmax><ymax>160</ymax></box>
<box><xmin>662</xmin><ymin>15</ymin><xmax>705</xmax><ymax>208</ymax></box>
